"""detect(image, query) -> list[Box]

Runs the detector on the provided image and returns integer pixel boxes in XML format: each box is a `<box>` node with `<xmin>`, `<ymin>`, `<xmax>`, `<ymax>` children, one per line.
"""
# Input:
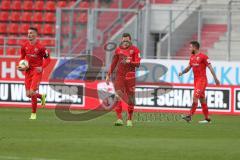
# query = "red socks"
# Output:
<box><xmin>35</xmin><ymin>93</ymin><xmax>42</xmax><ymax>99</ymax></box>
<box><xmin>114</xmin><ymin>101</ymin><xmax>134</xmax><ymax>120</ymax></box>
<box><xmin>190</xmin><ymin>102</ymin><xmax>198</xmax><ymax>116</ymax></box>
<box><xmin>31</xmin><ymin>94</ymin><xmax>38</xmax><ymax>113</ymax></box>
<box><xmin>115</xmin><ymin>101</ymin><xmax>122</xmax><ymax>119</ymax></box>
<box><xmin>201</xmin><ymin>102</ymin><xmax>209</xmax><ymax>119</ymax></box>
<box><xmin>127</xmin><ymin>105</ymin><xmax>134</xmax><ymax>120</ymax></box>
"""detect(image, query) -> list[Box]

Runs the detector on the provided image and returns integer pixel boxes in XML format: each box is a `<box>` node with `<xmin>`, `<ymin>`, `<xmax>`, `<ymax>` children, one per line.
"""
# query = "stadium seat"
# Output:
<box><xmin>33</xmin><ymin>12</ymin><xmax>43</xmax><ymax>23</ymax></box>
<box><xmin>21</xmin><ymin>12</ymin><xmax>32</xmax><ymax>22</ymax></box>
<box><xmin>0</xmin><ymin>36</ymin><xmax>4</xmax><ymax>45</ymax></box>
<box><xmin>45</xmin><ymin>13</ymin><xmax>56</xmax><ymax>23</ymax></box>
<box><xmin>0</xmin><ymin>48</ymin><xmax>3</xmax><ymax>55</ymax></box>
<box><xmin>57</xmin><ymin>1</ymin><xmax>67</xmax><ymax>8</ymax></box>
<box><xmin>1</xmin><ymin>1</ymin><xmax>11</xmax><ymax>10</ymax></box>
<box><xmin>33</xmin><ymin>24</ymin><xmax>43</xmax><ymax>35</ymax></box>
<box><xmin>20</xmin><ymin>24</ymin><xmax>30</xmax><ymax>34</ymax></box>
<box><xmin>46</xmin><ymin>1</ymin><xmax>56</xmax><ymax>11</ymax></box>
<box><xmin>68</xmin><ymin>1</ymin><xmax>76</xmax><ymax>7</ymax></box>
<box><xmin>42</xmin><ymin>37</ymin><xmax>55</xmax><ymax>47</ymax></box>
<box><xmin>7</xmin><ymin>48</ymin><xmax>17</xmax><ymax>55</ymax></box>
<box><xmin>35</xmin><ymin>1</ymin><xmax>44</xmax><ymax>11</ymax></box>
<box><xmin>0</xmin><ymin>23</ymin><xmax>7</xmax><ymax>34</ymax></box>
<box><xmin>23</xmin><ymin>1</ymin><xmax>33</xmax><ymax>11</ymax></box>
<box><xmin>7</xmin><ymin>36</ymin><xmax>18</xmax><ymax>45</ymax></box>
<box><xmin>79</xmin><ymin>12</ymin><xmax>88</xmax><ymax>24</ymax></box>
<box><xmin>79</xmin><ymin>1</ymin><xmax>90</xmax><ymax>8</ymax></box>
<box><xmin>19</xmin><ymin>37</ymin><xmax>27</xmax><ymax>46</ymax></box>
<box><xmin>9</xmin><ymin>23</ymin><xmax>19</xmax><ymax>34</ymax></box>
<box><xmin>10</xmin><ymin>12</ymin><xmax>21</xmax><ymax>22</ymax></box>
<box><xmin>0</xmin><ymin>12</ymin><xmax>9</xmax><ymax>22</ymax></box>
<box><xmin>43</xmin><ymin>24</ymin><xmax>55</xmax><ymax>35</ymax></box>
<box><xmin>11</xmin><ymin>1</ymin><xmax>21</xmax><ymax>10</ymax></box>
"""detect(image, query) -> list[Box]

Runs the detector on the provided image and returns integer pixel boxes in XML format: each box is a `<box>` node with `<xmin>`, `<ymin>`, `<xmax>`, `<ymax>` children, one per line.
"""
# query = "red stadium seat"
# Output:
<box><xmin>79</xmin><ymin>1</ymin><xmax>90</xmax><ymax>8</ymax></box>
<box><xmin>20</xmin><ymin>24</ymin><xmax>30</xmax><ymax>34</ymax></box>
<box><xmin>68</xmin><ymin>1</ymin><xmax>76</xmax><ymax>7</ymax></box>
<box><xmin>9</xmin><ymin>23</ymin><xmax>19</xmax><ymax>34</ymax></box>
<box><xmin>33</xmin><ymin>24</ymin><xmax>43</xmax><ymax>35</ymax></box>
<box><xmin>79</xmin><ymin>12</ymin><xmax>88</xmax><ymax>24</ymax></box>
<box><xmin>21</xmin><ymin>12</ymin><xmax>32</xmax><ymax>22</ymax></box>
<box><xmin>11</xmin><ymin>1</ymin><xmax>21</xmax><ymax>10</ymax></box>
<box><xmin>0</xmin><ymin>12</ymin><xmax>9</xmax><ymax>21</ymax></box>
<box><xmin>45</xmin><ymin>13</ymin><xmax>56</xmax><ymax>23</ymax></box>
<box><xmin>1</xmin><ymin>1</ymin><xmax>11</xmax><ymax>10</ymax></box>
<box><xmin>0</xmin><ymin>23</ymin><xmax>7</xmax><ymax>34</ymax></box>
<box><xmin>43</xmin><ymin>24</ymin><xmax>55</xmax><ymax>35</ymax></box>
<box><xmin>0</xmin><ymin>48</ymin><xmax>3</xmax><ymax>55</ymax></box>
<box><xmin>7</xmin><ymin>48</ymin><xmax>17</xmax><ymax>55</ymax></box>
<box><xmin>46</xmin><ymin>1</ymin><xmax>56</xmax><ymax>11</ymax></box>
<box><xmin>0</xmin><ymin>36</ymin><xmax>4</xmax><ymax>45</ymax></box>
<box><xmin>10</xmin><ymin>12</ymin><xmax>21</xmax><ymax>22</ymax></box>
<box><xmin>35</xmin><ymin>1</ymin><xmax>44</xmax><ymax>11</ymax></box>
<box><xmin>42</xmin><ymin>37</ymin><xmax>55</xmax><ymax>47</ymax></box>
<box><xmin>57</xmin><ymin>1</ymin><xmax>67</xmax><ymax>8</ymax></box>
<box><xmin>33</xmin><ymin>12</ymin><xmax>43</xmax><ymax>22</ymax></box>
<box><xmin>23</xmin><ymin>1</ymin><xmax>33</xmax><ymax>11</ymax></box>
<box><xmin>7</xmin><ymin>36</ymin><xmax>18</xmax><ymax>45</ymax></box>
<box><xmin>19</xmin><ymin>37</ymin><xmax>27</xmax><ymax>46</ymax></box>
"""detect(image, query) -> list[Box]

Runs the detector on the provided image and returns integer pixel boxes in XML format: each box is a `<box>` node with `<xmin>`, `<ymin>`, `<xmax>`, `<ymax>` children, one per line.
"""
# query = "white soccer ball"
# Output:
<box><xmin>19</xmin><ymin>60</ymin><xmax>29</xmax><ymax>69</ymax></box>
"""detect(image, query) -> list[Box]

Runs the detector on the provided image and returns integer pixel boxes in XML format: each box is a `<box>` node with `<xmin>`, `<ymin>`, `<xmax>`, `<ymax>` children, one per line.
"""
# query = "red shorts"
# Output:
<box><xmin>25</xmin><ymin>68</ymin><xmax>42</xmax><ymax>91</ymax></box>
<box><xmin>114</xmin><ymin>75</ymin><xmax>135</xmax><ymax>100</ymax></box>
<box><xmin>194</xmin><ymin>78</ymin><xmax>207</xmax><ymax>98</ymax></box>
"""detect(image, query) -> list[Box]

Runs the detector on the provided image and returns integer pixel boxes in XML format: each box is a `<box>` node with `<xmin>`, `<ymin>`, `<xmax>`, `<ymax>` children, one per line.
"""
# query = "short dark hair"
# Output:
<box><xmin>190</xmin><ymin>41</ymin><xmax>200</xmax><ymax>49</ymax></box>
<box><xmin>28</xmin><ymin>27</ymin><xmax>38</xmax><ymax>33</ymax></box>
<box><xmin>122</xmin><ymin>33</ymin><xmax>131</xmax><ymax>40</ymax></box>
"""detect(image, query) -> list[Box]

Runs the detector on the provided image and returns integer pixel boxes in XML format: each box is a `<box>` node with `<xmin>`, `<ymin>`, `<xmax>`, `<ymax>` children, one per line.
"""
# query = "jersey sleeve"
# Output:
<box><xmin>203</xmin><ymin>54</ymin><xmax>211</xmax><ymax>66</ymax></box>
<box><xmin>107</xmin><ymin>49</ymin><xmax>119</xmax><ymax>76</ymax></box>
<box><xmin>41</xmin><ymin>47</ymin><xmax>51</xmax><ymax>68</ymax></box>
<box><xmin>130</xmin><ymin>47</ymin><xmax>141</xmax><ymax>67</ymax></box>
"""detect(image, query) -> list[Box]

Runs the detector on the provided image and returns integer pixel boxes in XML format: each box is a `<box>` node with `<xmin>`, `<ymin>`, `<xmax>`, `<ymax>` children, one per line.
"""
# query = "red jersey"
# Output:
<box><xmin>20</xmin><ymin>40</ymin><xmax>50</xmax><ymax>69</ymax></box>
<box><xmin>108</xmin><ymin>45</ymin><xmax>141</xmax><ymax>77</ymax></box>
<box><xmin>189</xmin><ymin>53</ymin><xmax>210</xmax><ymax>80</ymax></box>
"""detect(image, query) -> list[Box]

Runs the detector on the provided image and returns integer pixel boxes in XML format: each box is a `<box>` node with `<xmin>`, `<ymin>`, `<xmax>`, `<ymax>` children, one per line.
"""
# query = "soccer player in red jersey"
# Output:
<box><xmin>179</xmin><ymin>41</ymin><xmax>220</xmax><ymax>124</ymax></box>
<box><xmin>17</xmin><ymin>27</ymin><xmax>51</xmax><ymax>120</ymax></box>
<box><xmin>106</xmin><ymin>33</ymin><xmax>141</xmax><ymax>127</ymax></box>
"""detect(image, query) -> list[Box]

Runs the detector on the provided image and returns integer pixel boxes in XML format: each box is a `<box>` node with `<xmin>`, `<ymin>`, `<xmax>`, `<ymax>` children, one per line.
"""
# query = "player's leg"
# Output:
<box><xmin>182</xmin><ymin>88</ymin><xmax>199</xmax><ymax>122</ymax></box>
<box><xmin>125</xmin><ymin>78</ymin><xmax>136</xmax><ymax>127</ymax></box>
<box><xmin>113</xmin><ymin>79</ymin><xmax>125</xmax><ymax>126</ymax></box>
<box><xmin>198</xmin><ymin>81</ymin><xmax>210</xmax><ymax>124</ymax></box>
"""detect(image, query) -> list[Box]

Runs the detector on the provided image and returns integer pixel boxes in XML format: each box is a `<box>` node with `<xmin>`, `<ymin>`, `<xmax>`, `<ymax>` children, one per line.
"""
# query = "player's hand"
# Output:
<box><xmin>16</xmin><ymin>65</ymin><xmax>27</xmax><ymax>71</ymax></box>
<box><xmin>215</xmin><ymin>78</ymin><xmax>220</xmax><ymax>85</ymax></box>
<box><xmin>124</xmin><ymin>57</ymin><xmax>131</xmax><ymax>64</ymax></box>
<box><xmin>106</xmin><ymin>75</ymin><xmax>110</xmax><ymax>85</ymax></box>
<box><xmin>178</xmin><ymin>72</ymin><xmax>183</xmax><ymax>77</ymax></box>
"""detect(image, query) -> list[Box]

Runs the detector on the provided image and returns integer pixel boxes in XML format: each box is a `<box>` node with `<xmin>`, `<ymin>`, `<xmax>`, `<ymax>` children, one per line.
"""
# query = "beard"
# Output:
<box><xmin>191</xmin><ymin>50</ymin><xmax>196</xmax><ymax>54</ymax></box>
<box><xmin>120</xmin><ymin>40</ymin><xmax>132</xmax><ymax>49</ymax></box>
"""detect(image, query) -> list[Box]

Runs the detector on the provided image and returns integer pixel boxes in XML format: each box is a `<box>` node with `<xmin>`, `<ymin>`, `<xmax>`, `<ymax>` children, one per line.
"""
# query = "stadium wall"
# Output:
<box><xmin>0</xmin><ymin>58</ymin><xmax>240</xmax><ymax>115</ymax></box>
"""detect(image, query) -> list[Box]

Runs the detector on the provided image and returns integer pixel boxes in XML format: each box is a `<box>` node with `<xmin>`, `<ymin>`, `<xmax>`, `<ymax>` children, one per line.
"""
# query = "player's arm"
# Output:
<box><xmin>179</xmin><ymin>64</ymin><xmax>191</xmax><ymax>77</ymax></box>
<box><xmin>106</xmin><ymin>53</ymin><xmax>119</xmax><ymax>84</ymax></box>
<box><xmin>130</xmin><ymin>47</ymin><xmax>141</xmax><ymax>68</ymax></box>
<box><xmin>42</xmin><ymin>48</ymin><xmax>51</xmax><ymax>68</ymax></box>
<box><xmin>208</xmin><ymin>64</ymin><xmax>220</xmax><ymax>85</ymax></box>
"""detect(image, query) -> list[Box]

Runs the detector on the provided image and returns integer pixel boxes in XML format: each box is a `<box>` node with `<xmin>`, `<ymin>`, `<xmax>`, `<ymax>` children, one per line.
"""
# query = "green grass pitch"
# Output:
<box><xmin>0</xmin><ymin>108</ymin><xmax>240</xmax><ymax>160</ymax></box>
